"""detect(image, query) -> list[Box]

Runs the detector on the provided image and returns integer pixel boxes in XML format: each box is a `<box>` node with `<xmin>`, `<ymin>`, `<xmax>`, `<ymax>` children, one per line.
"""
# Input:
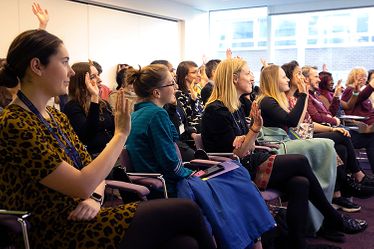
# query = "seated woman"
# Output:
<box><xmin>63</xmin><ymin>61</ymin><xmax>115</xmax><ymax>158</ymax></box>
<box><xmin>201</xmin><ymin>58</ymin><xmax>365</xmax><ymax>249</ymax></box>
<box><xmin>281</xmin><ymin>61</ymin><xmax>374</xmax><ymax>206</ymax></box>
<box><xmin>124</xmin><ymin>63</ymin><xmax>276</xmax><ymax>249</ymax></box>
<box><xmin>341</xmin><ymin>67</ymin><xmax>374</xmax><ymax>172</ymax></box>
<box><xmin>0</xmin><ymin>29</ymin><xmax>215</xmax><ymax>249</ymax></box>
<box><xmin>151</xmin><ymin>60</ymin><xmax>195</xmax><ymax>161</ymax></box>
<box><xmin>175</xmin><ymin>61</ymin><xmax>204</xmax><ymax>136</ymax></box>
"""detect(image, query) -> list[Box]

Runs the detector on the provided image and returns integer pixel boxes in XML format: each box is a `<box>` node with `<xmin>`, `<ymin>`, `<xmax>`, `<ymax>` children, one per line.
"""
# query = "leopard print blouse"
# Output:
<box><xmin>0</xmin><ymin>104</ymin><xmax>138</xmax><ymax>249</ymax></box>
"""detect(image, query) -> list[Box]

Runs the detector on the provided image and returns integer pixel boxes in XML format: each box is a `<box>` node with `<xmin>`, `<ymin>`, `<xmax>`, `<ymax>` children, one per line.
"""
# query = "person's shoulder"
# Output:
<box><xmin>0</xmin><ymin>105</ymin><xmax>33</xmax><ymax>133</ymax></box>
<box><xmin>205</xmin><ymin>100</ymin><xmax>229</xmax><ymax>113</ymax></box>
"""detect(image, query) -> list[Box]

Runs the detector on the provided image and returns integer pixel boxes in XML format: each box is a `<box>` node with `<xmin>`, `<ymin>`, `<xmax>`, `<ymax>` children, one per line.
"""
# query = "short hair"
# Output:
<box><xmin>302</xmin><ymin>65</ymin><xmax>318</xmax><ymax>78</ymax></box>
<box><xmin>176</xmin><ymin>61</ymin><xmax>198</xmax><ymax>93</ymax></box>
<box><xmin>0</xmin><ymin>29</ymin><xmax>63</xmax><ymax>88</ymax></box>
<box><xmin>93</xmin><ymin>61</ymin><xmax>102</xmax><ymax>74</ymax></box>
<box><xmin>126</xmin><ymin>64</ymin><xmax>169</xmax><ymax>98</ymax></box>
<box><xmin>205</xmin><ymin>59</ymin><xmax>221</xmax><ymax>79</ymax></box>
<box><xmin>206</xmin><ymin>58</ymin><xmax>246</xmax><ymax>113</ymax></box>
<box><xmin>150</xmin><ymin>60</ymin><xmax>169</xmax><ymax>67</ymax></box>
<box><xmin>281</xmin><ymin>60</ymin><xmax>299</xmax><ymax>82</ymax></box>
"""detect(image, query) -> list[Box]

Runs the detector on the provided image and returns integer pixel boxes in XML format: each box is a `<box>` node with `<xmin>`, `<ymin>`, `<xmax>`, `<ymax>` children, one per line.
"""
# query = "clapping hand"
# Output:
<box><xmin>250</xmin><ymin>101</ymin><xmax>263</xmax><ymax>132</ymax></box>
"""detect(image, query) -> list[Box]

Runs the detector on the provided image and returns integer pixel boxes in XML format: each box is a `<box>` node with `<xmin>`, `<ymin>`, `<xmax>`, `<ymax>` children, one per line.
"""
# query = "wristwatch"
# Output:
<box><xmin>90</xmin><ymin>192</ymin><xmax>103</xmax><ymax>206</ymax></box>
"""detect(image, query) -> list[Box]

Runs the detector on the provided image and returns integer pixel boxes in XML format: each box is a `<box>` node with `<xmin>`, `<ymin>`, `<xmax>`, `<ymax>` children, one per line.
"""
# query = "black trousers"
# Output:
<box><xmin>349</xmin><ymin>130</ymin><xmax>374</xmax><ymax>173</ymax></box>
<box><xmin>267</xmin><ymin>154</ymin><xmax>342</xmax><ymax>249</ymax></box>
<box><xmin>119</xmin><ymin>199</ymin><xmax>215</xmax><ymax>249</ymax></box>
<box><xmin>314</xmin><ymin>131</ymin><xmax>361</xmax><ymax>192</ymax></box>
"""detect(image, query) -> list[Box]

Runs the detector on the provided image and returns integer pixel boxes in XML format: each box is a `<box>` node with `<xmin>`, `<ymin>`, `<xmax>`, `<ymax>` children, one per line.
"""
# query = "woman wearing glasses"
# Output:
<box><xmin>63</xmin><ymin>61</ymin><xmax>115</xmax><ymax>158</ymax></box>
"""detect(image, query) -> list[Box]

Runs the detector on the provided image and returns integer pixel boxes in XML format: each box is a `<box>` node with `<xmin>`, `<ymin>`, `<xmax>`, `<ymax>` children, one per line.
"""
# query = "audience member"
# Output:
<box><xmin>151</xmin><ymin>60</ymin><xmax>196</xmax><ymax>161</ymax></box>
<box><xmin>200</xmin><ymin>59</ymin><xmax>221</xmax><ymax>105</ymax></box>
<box><xmin>93</xmin><ymin>61</ymin><xmax>111</xmax><ymax>101</ymax></box>
<box><xmin>202</xmin><ymin>58</ymin><xmax>365</xmax><ymax>249</ymax></box>
<box><xmin>341</xmin><ymin>68</ymin><xmax>374</xmax><ymax>172</ymax></box>
<box><xmin>0</xmin><ymin>29</ymin><xmax>217</xmax><ymax>249</ymax></box>
<box><xmin>175</xmin><ymin>61</ymin><xmax>204</xmax><ymax>135</ymax></box>
<box><xmin>63</xmin><ymin>61</ymin><xmax>114</xmax><ymax>158</ymax></box>
<box><xmin>124</xmin><ymin>64</ymin><xmax>276</xmax><ymax>249</ymax></box>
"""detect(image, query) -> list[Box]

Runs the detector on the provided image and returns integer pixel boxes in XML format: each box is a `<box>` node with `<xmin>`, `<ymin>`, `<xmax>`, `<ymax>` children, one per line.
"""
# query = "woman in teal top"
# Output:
<box><xmin>125</xmin><ymin>64</ymin><xmax>192</xmax><ymax>196</ymax></box>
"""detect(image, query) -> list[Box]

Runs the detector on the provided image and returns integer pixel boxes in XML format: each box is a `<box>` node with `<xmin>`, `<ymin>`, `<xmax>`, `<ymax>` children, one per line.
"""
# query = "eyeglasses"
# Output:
<box><xmin>159</xmin><ymin>82</ymin><xmax>177</xmax><ymax>88</ymax></box>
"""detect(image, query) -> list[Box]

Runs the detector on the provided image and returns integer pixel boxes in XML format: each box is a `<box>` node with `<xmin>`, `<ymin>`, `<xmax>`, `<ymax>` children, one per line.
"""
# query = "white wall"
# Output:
<box><xmin>0</xmin><ymin>0</ymin><xmax>210</xmax><ymax>89</ymax></box>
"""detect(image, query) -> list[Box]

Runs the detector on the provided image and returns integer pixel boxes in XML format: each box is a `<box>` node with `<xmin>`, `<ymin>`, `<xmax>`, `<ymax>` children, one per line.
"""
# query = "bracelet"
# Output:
<box><xmin>352</xmin><ymin>92</ymin><xmax>359</xmax><ymax>96</ymax></box>
<box><xmin>250</xmin><ymin>127</ymin><xmax>260</xmax><ymax>133</ymax></box>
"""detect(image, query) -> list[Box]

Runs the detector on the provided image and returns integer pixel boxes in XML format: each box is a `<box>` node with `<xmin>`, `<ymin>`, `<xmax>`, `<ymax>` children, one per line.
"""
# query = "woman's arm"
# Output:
<box><xmin>261</xmin><ymin>94</ymin><xmax>307</xmax><ymax>128</ymax></box>
<box><xmin>40</xmin><ymin>92</ymin><xmax>131</xmax><ymax>199</ymax></box>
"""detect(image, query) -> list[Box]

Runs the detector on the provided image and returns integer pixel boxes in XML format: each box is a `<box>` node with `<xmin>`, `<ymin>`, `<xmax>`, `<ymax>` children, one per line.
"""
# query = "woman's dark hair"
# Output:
<box><xmin>319</xmin><ymin>71</ymin><xmax>333</xmax><ymax>91</ymax></box>
<box><xmin>0</xmin><ymin>86</ymin><xmax>12</xmax><ymax>108</ymax></box>
<box><xmin>93</xmin><ymin>61</ymin><xmax>102</xmax><ymax>75</ymax></box>
<box><xmin>150</xmin><ymin>60</ymin><xmax>170</xmax><ymax>67</ymax></box>
<box><xmin>69</xmin><ymin>62</ymin><xmax>92</xmax><ymax>113</ymax></box>
<box><xmin>176</xmin><ymin>61</ymin><xmax>198</xmax><ymax>93</ymax></box>
<box><xmin>126</xmin><ymin>64</ymin><xmax>169</xmax><ymax>98</ymax></box>
<box><xmin>281</xmin><ymin>60</ymin><xmax>299</xmax><ymax>81</ymax></box>
<box><xmin>116</xmin><ymin>68</ymin><xmax>127</xmax><ymax>90</ymax></box>
<box><xmin>0</xmin><ymin>29</ymin><xmax>63</xmax><ymax>88</ymax></box>
<box><xmin>367</xmin><ymin>69</ymin><xmax>374</xmax><ymax>84</ymax></box>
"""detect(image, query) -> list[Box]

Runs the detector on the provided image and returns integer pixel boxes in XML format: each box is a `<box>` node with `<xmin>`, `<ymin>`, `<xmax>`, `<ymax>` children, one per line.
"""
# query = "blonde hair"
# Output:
<box><xmin>206</xmin><ymin>58</ymin><xmax>247</xmax><ymax>113</ymax></box>
<box><xmin>346</xmin><ymin>67</ymin><xmax>367</xmax><ymax>87</ymax></box>
<box><xmin>257</xmin><ymin>64</ymin><xmax>289</xmax><ymax>112</ymax></box>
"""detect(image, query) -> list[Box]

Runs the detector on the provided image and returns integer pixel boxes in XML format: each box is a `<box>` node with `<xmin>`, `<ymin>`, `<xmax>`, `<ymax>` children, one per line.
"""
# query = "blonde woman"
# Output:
<box><xmin>201</xmin><ymin>58</ymin><xmax>363</xmax><ymax>249</ymax></box>
<box><xmin>341</xmin><ymin>67</ymin><xmax>374</xmax><ymax>172</ymax></box>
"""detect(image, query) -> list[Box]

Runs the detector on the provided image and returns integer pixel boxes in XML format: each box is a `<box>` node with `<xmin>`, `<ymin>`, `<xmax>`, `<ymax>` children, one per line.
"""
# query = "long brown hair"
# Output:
<box><xmin>68</xmin><ymin>62</ymin><xmax>109</xmax><ymax>114</ymax></box>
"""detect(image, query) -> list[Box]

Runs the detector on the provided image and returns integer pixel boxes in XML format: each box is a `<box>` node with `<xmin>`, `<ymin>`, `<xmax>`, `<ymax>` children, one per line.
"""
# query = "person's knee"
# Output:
<box><xmin>287</xmin><ymin>176</ymin><xmax>309</xmax><ymax>194</ymax></box>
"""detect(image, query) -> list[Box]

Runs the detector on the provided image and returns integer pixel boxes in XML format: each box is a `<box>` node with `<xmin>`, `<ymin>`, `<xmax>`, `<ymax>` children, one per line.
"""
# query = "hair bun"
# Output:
<box><xmin>0</xmin><ymin>62</ymin><xmax>19</xmax><ymax>88</ymax></box>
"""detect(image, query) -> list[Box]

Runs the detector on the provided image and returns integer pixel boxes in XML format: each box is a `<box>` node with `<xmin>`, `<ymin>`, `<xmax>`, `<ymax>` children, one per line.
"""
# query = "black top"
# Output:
<box><xmin>63</xmin><ymin>100</ymin><xmax>114</xmax><ymax>155</ymax></box>
<box><xmin>164</xmin><ymin>102</ymin><xmax>196</xmax><ymax>141</ymax></box>
<box><xmin>200</xmin><ymin>81</ymin><xmax>214</xmax><ymax>105</ymax></box>
<box><xmin>201</xmin><ymin>100</ymin><xmax>249</xmax><ymax>153</ymax></box>
<box><xmin>259</xmin><ymin>93</ymin><xmax>307</xmax><ymax>130</ymax></box>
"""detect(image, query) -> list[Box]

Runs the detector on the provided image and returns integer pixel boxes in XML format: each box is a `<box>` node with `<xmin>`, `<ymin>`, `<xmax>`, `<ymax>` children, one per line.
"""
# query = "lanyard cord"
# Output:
<box><xmin>17</xmin><ymin>91</ymin><xmax>83</xmax><ymax>169</ymax></box>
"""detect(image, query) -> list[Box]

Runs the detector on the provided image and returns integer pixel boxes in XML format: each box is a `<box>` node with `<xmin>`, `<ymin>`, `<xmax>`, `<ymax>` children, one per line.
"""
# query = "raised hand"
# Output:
<box><xmin>32</xmin><ymin>2</ymin><xmax>49</xmax><ymax>30</ymax></box>
<box><xmin>333</xmin><ymin>80</ymin><xmax>343</xmax><ymax>97</ymax></box>
<box><xmin>260</xmin><ymin>58</ymin><xmax>269</xmax><ymax>69</ymax></box>
<box><xmin>114</xmin><ymin>90</ymin><xmax>131</xmax><ymax>138</ymax></box>
<box><xmin>85</xmin><ymin>72</ymin><xmax>100</xmax><ymax>98</ymax></box>
<box><xmin>250</xmin><ymin>101</ymin><xmax>263</xmax><ymax>132</ymax></box>
<box><xmin>226</xmin><ymin>48</ymin><xmax>233</xmax><ymax>59</ymax></box>
<box><xmin>322</xmin><ymin>64</ymin><xmax>328</xmax><ymax>72</ymax></box>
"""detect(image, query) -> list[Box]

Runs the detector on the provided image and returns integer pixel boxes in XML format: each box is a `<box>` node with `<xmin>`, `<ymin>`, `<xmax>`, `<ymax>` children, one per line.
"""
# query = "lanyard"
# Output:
<box><xmin>17</xmin><ymin>91</ymin><xmax>83</xmax><ymax>169</ymax></box>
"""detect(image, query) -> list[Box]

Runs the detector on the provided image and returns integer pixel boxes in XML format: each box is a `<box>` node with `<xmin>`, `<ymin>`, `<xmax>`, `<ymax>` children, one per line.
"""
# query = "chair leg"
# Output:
<box><xmin>17</xmin><ymin>218</ymin><xmax>30</xmax><ymax>249</ymax></box>
<box><xmin>157</xmin><ymin>176</ymin><xmax>169</xmax><ymax>199</ymax></box>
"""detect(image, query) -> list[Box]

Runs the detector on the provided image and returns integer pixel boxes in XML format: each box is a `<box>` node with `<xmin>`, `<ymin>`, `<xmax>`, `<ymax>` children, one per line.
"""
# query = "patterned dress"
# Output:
<box><xmin>0</xmin><ymin>105</ymin><xmax>137</xmax><ymax>249</ymax></box>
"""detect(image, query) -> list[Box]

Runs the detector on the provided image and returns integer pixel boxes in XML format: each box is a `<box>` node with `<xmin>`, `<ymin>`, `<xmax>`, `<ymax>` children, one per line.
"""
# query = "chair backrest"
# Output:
<box><xmin>193</xmin><ymin>134</ymin><xmax>204</xmax><ymax>150</ymax></box>
<box><xmin>119</xmin><ymin>148</ymin><xmax>134</xmax><ymax>172</ymax></box>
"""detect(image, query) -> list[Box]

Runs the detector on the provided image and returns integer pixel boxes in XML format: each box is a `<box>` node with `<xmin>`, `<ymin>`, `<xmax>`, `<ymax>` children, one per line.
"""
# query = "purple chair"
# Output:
<box><xmin>193</xmin><ymin>134</ymin><xmax>282</xmax><ymax>205</ymax></box>
<box><xmin>118</xmin><ymin>148</ymin><xmax>169</xmax><ymax>198</ymax></box>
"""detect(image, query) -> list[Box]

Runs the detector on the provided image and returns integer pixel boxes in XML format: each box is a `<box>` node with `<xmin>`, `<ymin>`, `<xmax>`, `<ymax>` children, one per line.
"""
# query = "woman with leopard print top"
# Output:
<box><xmin>0</xmin><ymin>29</ymin><xmax>214</xmax><ymax>249</ymax></box>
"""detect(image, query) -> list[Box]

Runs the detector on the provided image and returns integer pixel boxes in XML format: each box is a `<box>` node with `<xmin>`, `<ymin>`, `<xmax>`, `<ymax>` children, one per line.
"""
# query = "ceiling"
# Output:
<box><xmin>167</xmin><ymin>0</ymin><xmax>316</xmax><ymax>11</ymax></box>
